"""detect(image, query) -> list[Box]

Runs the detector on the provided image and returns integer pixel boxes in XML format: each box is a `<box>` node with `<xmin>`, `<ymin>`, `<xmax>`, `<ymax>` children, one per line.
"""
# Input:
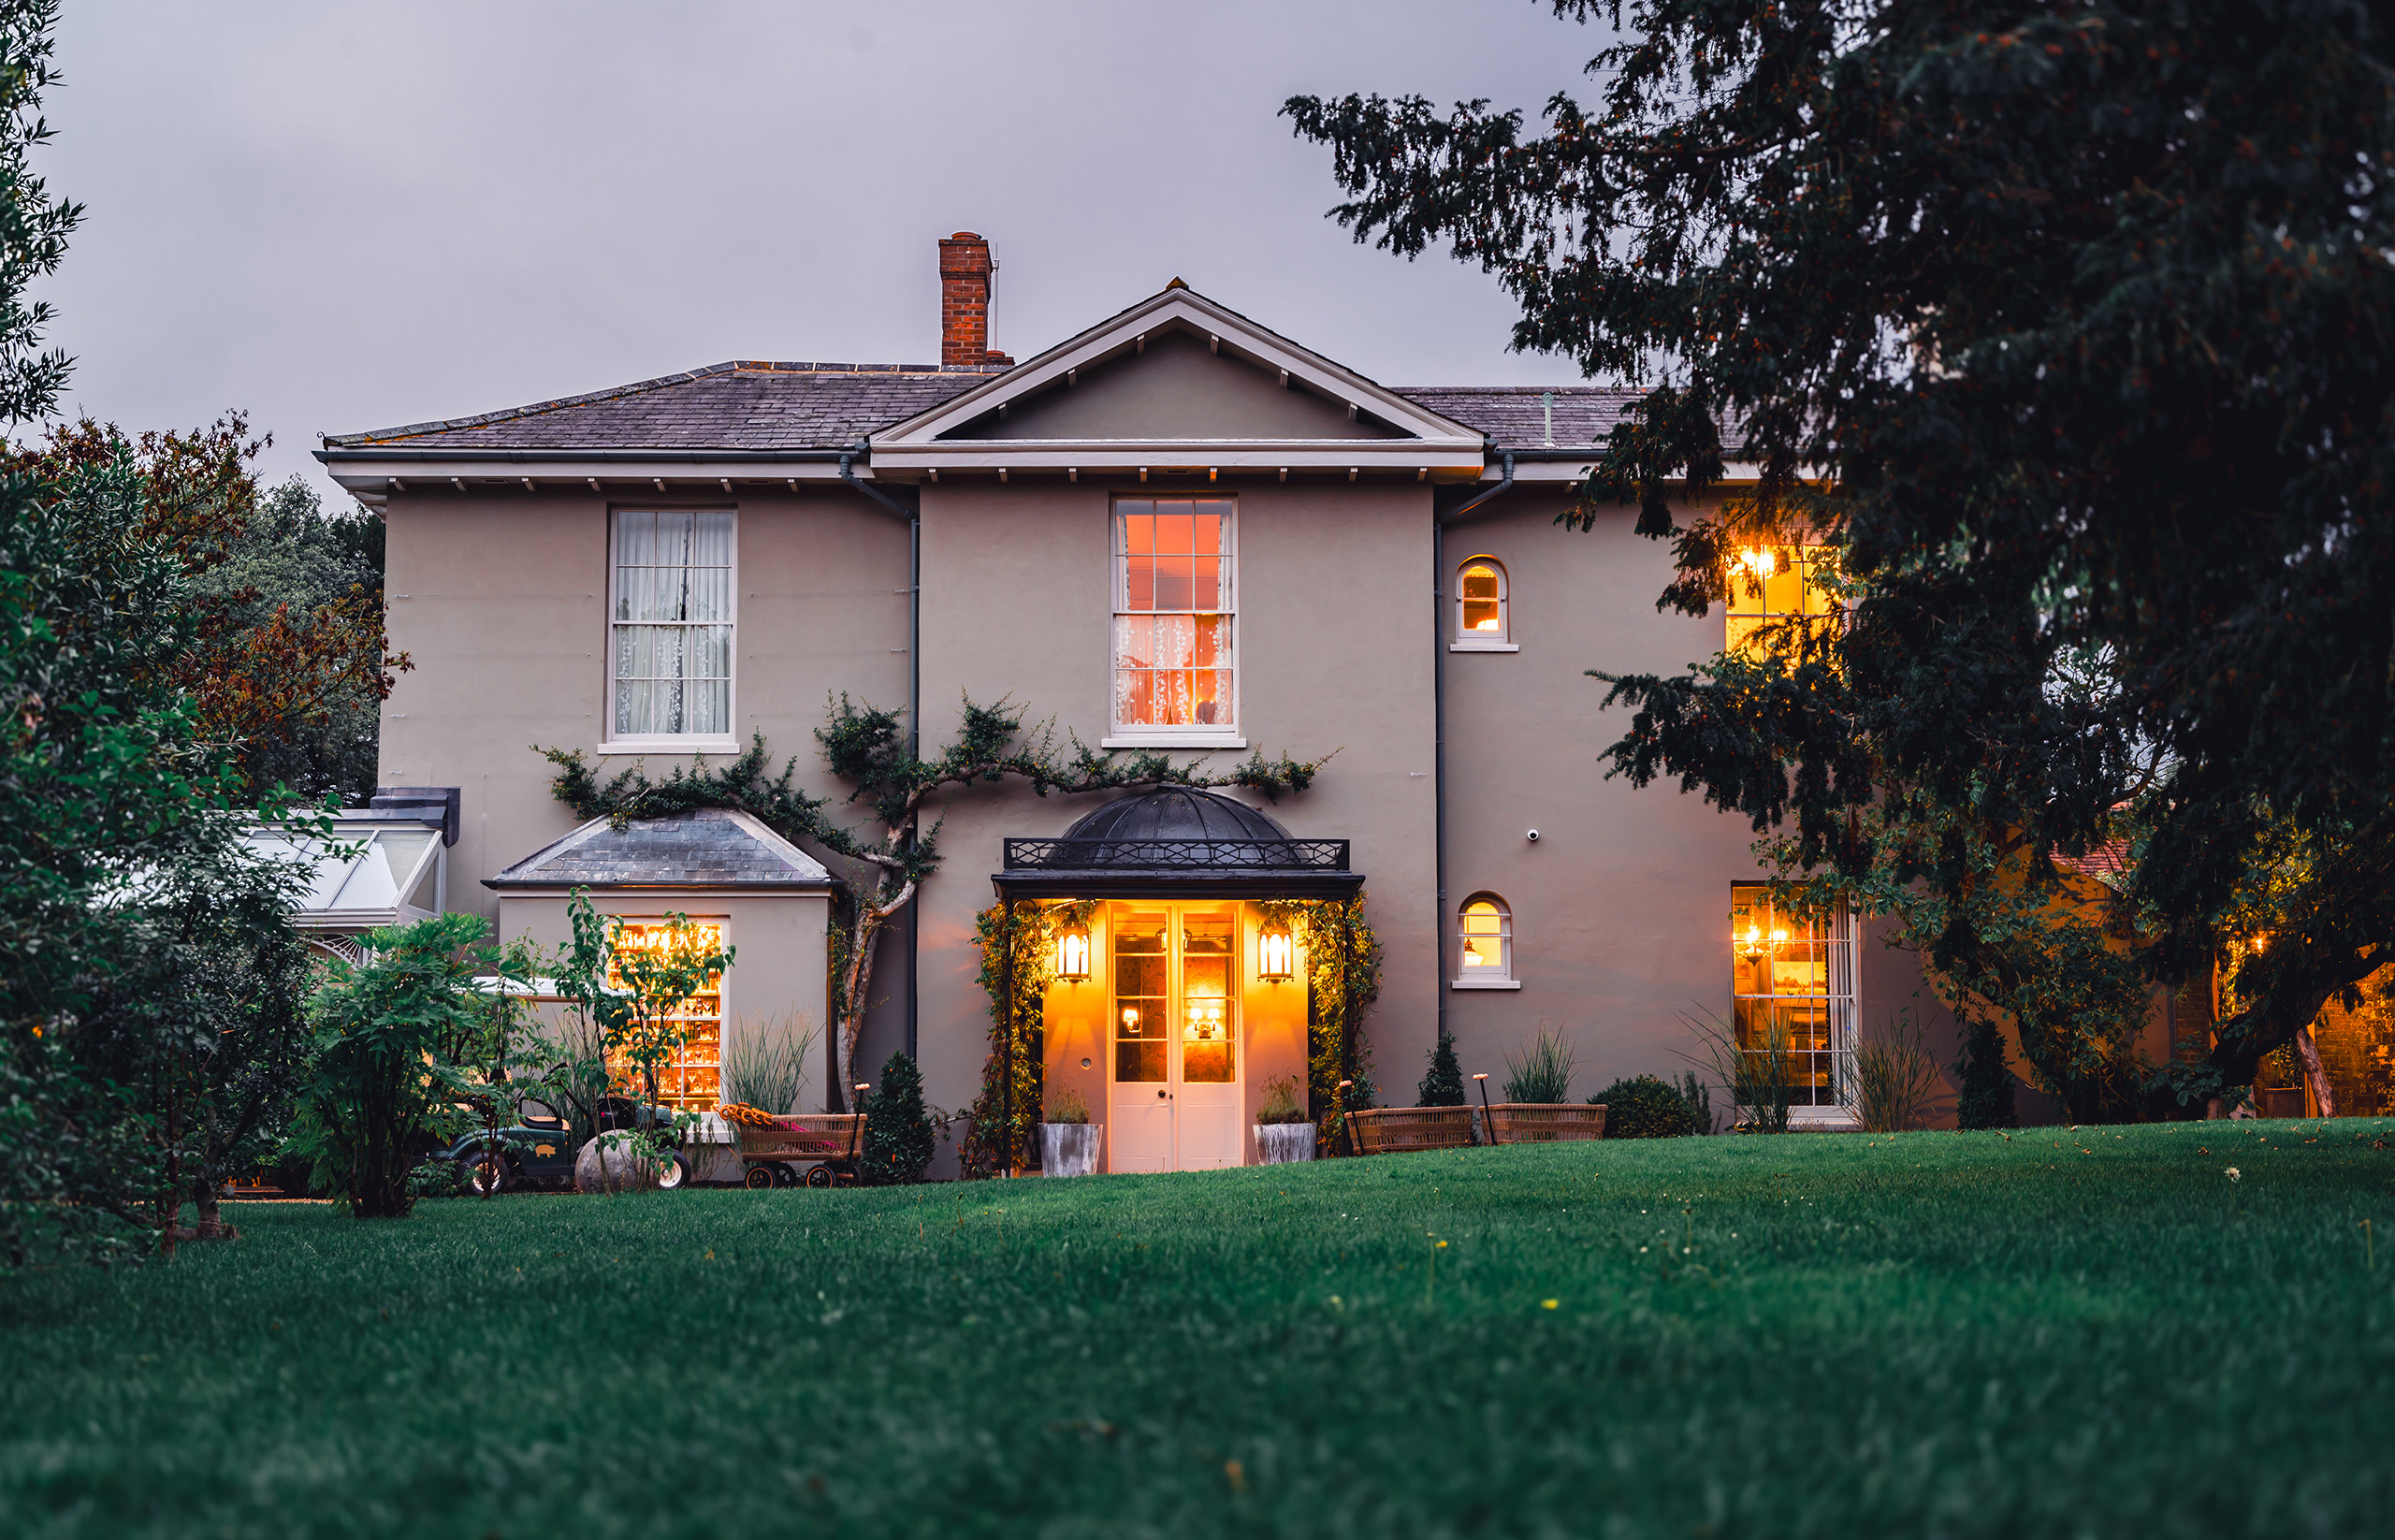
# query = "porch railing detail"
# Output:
<box><xmin>1002</xmin><ymin>836</ymin><xmax>1350</xmax><ymax>872</ymax></box>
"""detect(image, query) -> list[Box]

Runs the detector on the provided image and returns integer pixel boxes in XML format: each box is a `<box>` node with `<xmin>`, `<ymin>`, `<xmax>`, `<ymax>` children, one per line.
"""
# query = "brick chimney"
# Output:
<box><xmin>938</xmin><ymin>232</ymin><xmax>1012</xmax><ymax>368</ymax></box>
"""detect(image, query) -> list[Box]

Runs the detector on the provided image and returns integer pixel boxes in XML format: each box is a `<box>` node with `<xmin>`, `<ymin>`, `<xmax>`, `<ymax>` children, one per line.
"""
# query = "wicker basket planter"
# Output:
<box><xmin>1041</xmin><ymin>1122</ymin><xmax>1102</xmax><ymax>1176</ymax></box>
<box><xmin>1255</xmin><ymin>1123</ymin><xmax>1315</xmax><ymax>1164</ymax></box>
<box><xmin>1346</xmin><ymin>1105</ymin><xmax>1476</xmax><ymax>1155</ymax></box>
<box><xmin>1485</xmin><ymin>1103</ymin><xmax>1608</xmax><ymax>1143</ymax></box>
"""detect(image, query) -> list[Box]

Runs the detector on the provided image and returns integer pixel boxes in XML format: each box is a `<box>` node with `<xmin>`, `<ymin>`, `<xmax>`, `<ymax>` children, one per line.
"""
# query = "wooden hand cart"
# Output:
<box><xmin>734</xmin><ymin>1113</ymin><xmax>867</xmax><ymax>1188</ymax></box>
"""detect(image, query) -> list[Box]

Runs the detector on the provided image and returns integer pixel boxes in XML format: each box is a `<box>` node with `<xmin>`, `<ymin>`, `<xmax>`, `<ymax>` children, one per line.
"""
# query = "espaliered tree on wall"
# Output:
<box><xmin>544</xmin><ymin>695</ymin><xmax>1330</xmax><ymax>1105</ymax></box>
<box><xmin>1288</xmin><ymin>0</ymin><xmax>2395</xmax><ymax>1108</ymax></box>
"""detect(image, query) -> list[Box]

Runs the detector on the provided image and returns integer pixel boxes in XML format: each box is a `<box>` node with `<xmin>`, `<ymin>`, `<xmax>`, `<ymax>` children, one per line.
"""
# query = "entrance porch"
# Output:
<box><xmin>991</xmin><ymin>788</ymin><xmax>1363</xmax><ymax>1174</ymax></box>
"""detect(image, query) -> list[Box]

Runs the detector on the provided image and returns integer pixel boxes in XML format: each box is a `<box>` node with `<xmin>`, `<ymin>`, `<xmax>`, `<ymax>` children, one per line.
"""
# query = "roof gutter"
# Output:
<box><xmin>840</xmin><ymin>441</ymin><xmax>923</xmax><ymax>1064</ymax></box>
<box><xmin>1431</xmin><ymin>449</ymin><xmax>1514</xmax><ymax>1052</ymax></box>
<box><xmin>313</xmin><ymin>447</ymin><xmax>852</xmax><ymax>465</ymax></box>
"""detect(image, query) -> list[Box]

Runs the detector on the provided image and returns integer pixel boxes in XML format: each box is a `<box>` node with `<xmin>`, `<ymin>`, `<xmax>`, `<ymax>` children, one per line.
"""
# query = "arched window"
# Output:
<box><xmin>1453</xmin><ymin>893</ymin><xmax>1520</xmax><ymax>988</ymax></box>
<box><xmin>1453</xmin><ymin>558</ymin><xmax>1514</xmax><ymax>649</ymax></box>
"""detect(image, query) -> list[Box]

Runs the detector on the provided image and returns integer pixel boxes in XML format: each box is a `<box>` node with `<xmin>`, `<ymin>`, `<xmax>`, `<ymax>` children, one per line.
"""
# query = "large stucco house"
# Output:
<box><xmin>316</xmin><ymin>232</ymin><xmax>2012</xmax><ymax>1170</ymax></box>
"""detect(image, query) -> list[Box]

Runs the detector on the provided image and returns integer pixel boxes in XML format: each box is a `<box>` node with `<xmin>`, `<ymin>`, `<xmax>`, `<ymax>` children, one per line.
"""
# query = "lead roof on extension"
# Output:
<box><xmin>324</xmin><ymin>365</ymin><xmax>1638</xmax><ymax>456</ymax></box>
<box><xmin>484</xmin><ymin>806</ymin><xmax>835</xmax><ymax>892</ymax></box>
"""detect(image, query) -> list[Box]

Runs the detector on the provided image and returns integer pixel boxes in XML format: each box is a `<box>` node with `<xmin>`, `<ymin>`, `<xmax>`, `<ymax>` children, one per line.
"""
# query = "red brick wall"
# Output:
<box><xmin>938</xmin><ymin>232</ymin><xmax>1009</xmax><ymax>368</ymax></box>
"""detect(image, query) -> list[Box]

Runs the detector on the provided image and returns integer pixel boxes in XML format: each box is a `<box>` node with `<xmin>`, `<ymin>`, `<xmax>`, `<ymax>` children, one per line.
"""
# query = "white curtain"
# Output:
<box><xmin>614</xmin><ymin>511</ymin><xmax>733</xmax><ymax>734</ymax></box>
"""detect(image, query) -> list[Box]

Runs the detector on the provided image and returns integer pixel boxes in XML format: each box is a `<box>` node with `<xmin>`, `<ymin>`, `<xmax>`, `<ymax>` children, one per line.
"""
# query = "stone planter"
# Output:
<box><xmin>574</xmin><ymin>1135</ymin><xmax>662</xmax><ymax>1195</ymax></box>
<box><xmin>1255</xmin><ymin>1122</ymin><xmax>1315</xmax><ymax>1164</ymax></box>
<box><xmin>1041</xmin><ymin>1122</ymin><xmax>1102</xmax><ymax>1176</ymax></box>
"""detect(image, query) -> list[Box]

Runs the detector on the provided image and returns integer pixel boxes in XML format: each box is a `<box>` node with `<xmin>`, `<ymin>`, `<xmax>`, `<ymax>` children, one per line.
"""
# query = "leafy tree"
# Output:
<box><xmin>11</xmin><ymin>424</ymin><xmax>408</xmax><ymax>805</ymax></box>
<box><xmin>0</xmin><ymin>0</ymin><xmax>77</xmax><ymax>429</ymax></box>
<box><xmin>1417</xmin><ymin>1031</ymin><xmax>1465</xmax><ymax>1107</ymax></box>
<box><xmin>1286</xmin><ymin>0</ymin><xmax>2395</xmax><ymax>1101</ymax></box>
<box><xmin>543</xmin><ymin>695</ymin><xmax>1329</xmax><ymax>1105</ymax></box>
<box><xmin>200</xmin><ymin>476</ymin><xmax>392</xmax><ymax>803</ymax></box>
<box><xmin>289</xmin><ymin>912</ymin><xmax>519</xmax><ymax>1219</ymax></box>
<box><xmin>861</xmin><ymin>1051</ymin><xmax>934</xmax><ymax>1184</ymax></box>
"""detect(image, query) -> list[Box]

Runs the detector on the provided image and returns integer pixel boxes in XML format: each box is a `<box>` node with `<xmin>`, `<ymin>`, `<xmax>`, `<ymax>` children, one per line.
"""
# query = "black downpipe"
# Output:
<box><xmin>1433</xmin><ymin>450</ymin><xmax>1515</xmax><ymax>1050</ymax></box>
<box><xmin>840</xmin><ymin>444</ymin><xmax>922</xmax><ymax>1064</ymax></box>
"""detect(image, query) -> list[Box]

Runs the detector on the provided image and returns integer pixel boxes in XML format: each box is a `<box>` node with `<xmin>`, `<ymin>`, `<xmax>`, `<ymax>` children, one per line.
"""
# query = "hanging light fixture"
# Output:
<box><xmin>1258</xmin><ymin>919</ymin><xmax>1295</xmax><ymax>981</ymax></box>
<box><xmin>1055</xmin><ymin>922</ymin><xmax>1091</xmax><ymax>982</ymax></box>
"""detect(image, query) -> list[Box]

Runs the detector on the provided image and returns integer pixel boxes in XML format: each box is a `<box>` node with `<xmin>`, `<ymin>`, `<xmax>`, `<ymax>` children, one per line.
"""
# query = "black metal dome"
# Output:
<box><xmin>1058</xmin><ymin>787</ymin><xmax>1293</xmax><ymax>845</ymax></box>
<box><xmin>997</xmin><ymin>787</ymin><xmax>1358</xmax><ymax>897</ymax></box>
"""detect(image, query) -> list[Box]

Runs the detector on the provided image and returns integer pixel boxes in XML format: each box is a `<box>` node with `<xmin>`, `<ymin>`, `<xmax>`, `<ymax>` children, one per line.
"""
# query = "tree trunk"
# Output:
<box><xmin>2294</xmin><ymin>1026</ymin><xmax>2337</xmax><ymax>1118</ymax></box>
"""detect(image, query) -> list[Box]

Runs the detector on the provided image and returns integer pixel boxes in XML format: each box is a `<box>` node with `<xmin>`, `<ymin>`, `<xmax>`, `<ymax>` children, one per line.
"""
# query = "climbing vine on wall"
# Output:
<box><xmin>1257</xmin><ymin>893</ymin><xmax>1382</xmax><ymax>1150</ymax></box>
<box><xmin>961</xmin><ymin>898</ymin><xmax>1097</xmax><ymax>1178</ymax></box>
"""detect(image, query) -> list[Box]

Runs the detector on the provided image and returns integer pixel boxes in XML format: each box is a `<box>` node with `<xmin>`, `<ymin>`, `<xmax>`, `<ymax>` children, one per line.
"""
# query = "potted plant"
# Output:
<box><xmin>1040</xmin><ymin>1085</ymin><xmax>1101</xmax><ymax>1176</ymax></box>
<box><xmin>1485</xmin><ymin>1025</ymin><xmax>1607</xmax><ymax>1143</ymax></box>
<box><xmin>1255</xmin><ymin>1075</ymin><xmax>1314</xmax><ymax>1164</ymax></box>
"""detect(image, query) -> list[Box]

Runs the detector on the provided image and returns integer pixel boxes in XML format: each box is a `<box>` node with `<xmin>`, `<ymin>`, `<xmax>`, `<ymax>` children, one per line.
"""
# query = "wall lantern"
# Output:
<box><xmin>1056</xmin><ymin>923</ymin><xmax>1091</xmax><ymax>982</ymax></box>
<box><xmin>1258</xmin><ymin>921</ymin><xmax>1296</xmax><ymax>982</ymax></box>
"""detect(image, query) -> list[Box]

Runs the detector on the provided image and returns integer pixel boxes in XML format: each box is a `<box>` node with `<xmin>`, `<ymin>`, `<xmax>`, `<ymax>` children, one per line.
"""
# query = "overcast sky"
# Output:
<box><xmin>39</xmin><ymin>1</ymin><xmax>1611</xmax><ymax>496</ymax></box>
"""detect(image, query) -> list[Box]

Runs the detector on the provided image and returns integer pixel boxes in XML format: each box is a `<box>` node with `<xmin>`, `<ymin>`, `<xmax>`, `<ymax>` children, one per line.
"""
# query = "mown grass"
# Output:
<box><xmin>7</xmin><ymin>1121</ymin><xmax>2394</xmax><ymax>1538</ymax></box>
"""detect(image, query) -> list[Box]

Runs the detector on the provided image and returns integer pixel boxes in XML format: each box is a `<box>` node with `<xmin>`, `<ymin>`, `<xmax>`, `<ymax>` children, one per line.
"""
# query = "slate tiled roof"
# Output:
<box><xmin>326</xmin><ymin>361</ymin><xmax>1645</xmax><ymax>456</ymax></box>
<box><xmin>326</xmin><ymin>361</ymin><xmax>1010</xmax><ymax>453</ymax></box>
<box><xmin>486</xmin><ymin>807</ymin><xmax>835</xmax><ymax>891</ymax></box>
<box><xmin>1394</xmin><ymin>386</ymin><xmax>1639</xmax><ymax>452</ymax></box>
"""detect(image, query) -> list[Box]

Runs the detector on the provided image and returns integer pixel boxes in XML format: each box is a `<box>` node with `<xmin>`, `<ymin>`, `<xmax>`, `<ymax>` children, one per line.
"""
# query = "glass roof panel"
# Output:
<box><xmin>240</xmin><ymin>830</ymin><xmax>356</xmax><ymax>909</ymax></box>
<box><xmin>331</xmin><ymin>829</ymin><xmax>435</xmax><ymax>910</ymax></box>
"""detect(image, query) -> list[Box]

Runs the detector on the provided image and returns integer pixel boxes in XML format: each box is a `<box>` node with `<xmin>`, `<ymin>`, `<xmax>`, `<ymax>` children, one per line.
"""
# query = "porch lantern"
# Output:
<box><xmin>1258</xmin><ymin>920</ymin><xmax>1295</xmax><ymax>981</ymax></box>
<box><xmin>1055</xmin><ymin>922</ymin><xmax>1092</xmax><ymax>982</ymax></box>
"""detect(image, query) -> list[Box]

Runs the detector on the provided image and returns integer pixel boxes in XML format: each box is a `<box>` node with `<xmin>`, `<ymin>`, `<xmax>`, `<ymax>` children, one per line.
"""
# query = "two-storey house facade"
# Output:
<box><xmin>321</xmin><ymin>233</ymin><xmax>1954</xmax><ymax>1169</ymax></box>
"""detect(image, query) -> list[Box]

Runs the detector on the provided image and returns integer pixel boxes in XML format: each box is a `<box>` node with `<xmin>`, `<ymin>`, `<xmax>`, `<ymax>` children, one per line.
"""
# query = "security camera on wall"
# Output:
<box><xmin>1526</xmin><ymin>829</ymin><xmax>1541</xmax><ymax>843</ymax></box>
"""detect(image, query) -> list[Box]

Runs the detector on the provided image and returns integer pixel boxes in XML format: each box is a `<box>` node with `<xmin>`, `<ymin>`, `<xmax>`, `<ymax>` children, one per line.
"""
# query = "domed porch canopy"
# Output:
<box><xmin>994</xmin><ymin>787</ymin><xmax>1362</xmax><ymax>900</ymax></box>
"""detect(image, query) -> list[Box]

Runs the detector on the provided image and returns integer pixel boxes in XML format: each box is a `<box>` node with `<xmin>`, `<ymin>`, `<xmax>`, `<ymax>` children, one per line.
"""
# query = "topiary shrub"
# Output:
<box><xmin>1418</xmin><ymin>1032</ymin><xmax>1465</xmax><ymax>1107</ymax></box>
<box><xmin>862</xmin><ymin>1051</ymin><xmax>935</xmax><ymax>1184</ymax></box>
<box><xmin>1593</xmin><ymin>1074</ymin><xmax>1701</xmax><ymax>1138</ymax></box>
<box><xmin>1952</xmin><ymin>1018</ymin><xmax>2019</xmax><ymax>1129</ymax></box>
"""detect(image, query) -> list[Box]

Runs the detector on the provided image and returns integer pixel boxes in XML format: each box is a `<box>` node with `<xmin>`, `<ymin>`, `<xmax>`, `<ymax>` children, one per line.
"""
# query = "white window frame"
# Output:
<box><xmin>1103</xmin><ymin>496</ymin><xmax>1243</xmax><ymax>749</ymax></box>
<box><xmin>602</xmin><ymin>507</ymin><xmax>739</xmax><ymax>755</ymax></box>
<box><xmin>1451</xmin><ymin>555</ymin><xmax>1518</xmax><ymax>652</ymax></box>
<box><xmin>1729</xmin><ymin>884</ymin><xmax>1858</xmax><ymax>1123</ymax></box>
<box><xmin>1451</xmin><ymin>892</ymin><xmax>1521</xmax><ymax>989</ymax></box>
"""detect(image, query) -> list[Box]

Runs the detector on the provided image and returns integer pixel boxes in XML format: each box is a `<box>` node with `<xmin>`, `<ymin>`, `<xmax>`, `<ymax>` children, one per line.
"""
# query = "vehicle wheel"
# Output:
<box><xmin>744</xmin><ymin>1166</ymin><xmax>774</xmax><ymax>1190</ymax></box>
<box><xmin>805</xmin><ymin>1163</ymin><xmax>833</xmax><ymax>1189</ymax></box>
<box><xmin>656</xmin><ymin>1154</ymin><xmax>689</xmax><ymax>1190</ymax></box>
<box><xmin>770</xmin><ymin>1163</ymin><xmax>799</xmax><ymax>1188</ymax></box>
<box><xmin>460</xmin><ymin>1154</ymin><xmax>508</xmax><ymax>1197</ymax></box>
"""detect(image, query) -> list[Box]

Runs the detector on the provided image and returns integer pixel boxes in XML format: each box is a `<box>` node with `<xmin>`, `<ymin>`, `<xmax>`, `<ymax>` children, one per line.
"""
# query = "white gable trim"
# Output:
<box><xmin>867</xmin><ymin>287</ymin><xmax>1488</xmax><ymax>472</ymax></box>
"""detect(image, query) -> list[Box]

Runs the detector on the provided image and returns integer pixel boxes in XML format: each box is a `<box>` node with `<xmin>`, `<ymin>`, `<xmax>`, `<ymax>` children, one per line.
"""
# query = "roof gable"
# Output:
<box><xmin>945</xmin><ymin>328</ymin><xmax>1406</xmax><ymax>443</ymax></box>
<box><xmin>868</xmin><ymin>285</ymin><xmax>1487</xmax><ymax>475</ymax></box>
<box><xmin>486</xmin><ymin>806</ymin><xmax>835</xmax><ymax>892</ymax></box>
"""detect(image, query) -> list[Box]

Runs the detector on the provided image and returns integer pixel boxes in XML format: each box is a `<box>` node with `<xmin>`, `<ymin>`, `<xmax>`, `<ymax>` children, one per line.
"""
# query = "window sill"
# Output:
<box><xmin>1449</xmin><ymin>976</ymin><xmax>1522</xmax><ymax>990</ymax></box>
<box><xmin>596</xmin><ymin>738</ymin><xmax>742</xmax><ymax>757</ymax></box>
<box><xmin>1101</xmin><ymin>732</ymin><xmax>1247</xmax><ymax>750</ymax></box>
<box><xmin>1449</xmin><ymin>639</ymin><xmax>1519</xmax><ymax>653</ymax></box>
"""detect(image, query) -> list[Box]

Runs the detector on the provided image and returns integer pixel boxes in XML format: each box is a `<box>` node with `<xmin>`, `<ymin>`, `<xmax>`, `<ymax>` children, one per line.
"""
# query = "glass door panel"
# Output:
<box><xmin>1113</xmin><ymin>911</ymin><xmax>1168</xmax><ymax>1082</ymax></box>
<box><xmin>1180</xmin><ymin>914</ymin><xmax>1236</xmax><ymax>1083</ymax></box>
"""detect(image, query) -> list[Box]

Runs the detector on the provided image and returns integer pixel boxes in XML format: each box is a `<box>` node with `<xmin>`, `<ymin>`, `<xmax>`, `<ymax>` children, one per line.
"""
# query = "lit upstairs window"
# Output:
<box><xmin>1113</xmin><ymin>498</ymin><xmax>1235</xmax><ymax>734</ymax></box>
<box><xmin>1725</xmin><ymin>544</ymin><xmax>1836</xmax><ymax>663</ymax></box>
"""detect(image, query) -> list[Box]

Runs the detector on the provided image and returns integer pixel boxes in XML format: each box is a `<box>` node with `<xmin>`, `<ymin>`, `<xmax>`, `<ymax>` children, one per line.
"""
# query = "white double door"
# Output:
<box><xmin>1108</xmin><ymin>905</ymin><xmax>1244</xmax><ymax>1172</ymax></box>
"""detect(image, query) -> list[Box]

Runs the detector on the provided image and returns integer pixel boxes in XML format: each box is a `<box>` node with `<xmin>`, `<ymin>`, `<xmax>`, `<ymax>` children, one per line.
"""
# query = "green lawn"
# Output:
<box><xmin>7</xmin><ymin>1123</ymin><xmax>2394</xmax><ymax>1538</ymax></box>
